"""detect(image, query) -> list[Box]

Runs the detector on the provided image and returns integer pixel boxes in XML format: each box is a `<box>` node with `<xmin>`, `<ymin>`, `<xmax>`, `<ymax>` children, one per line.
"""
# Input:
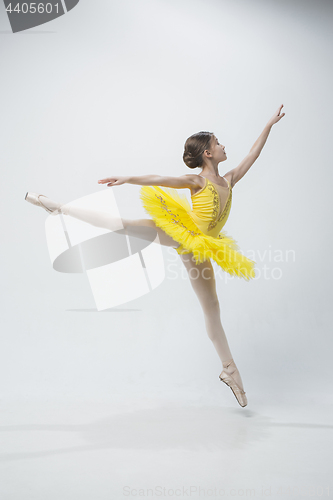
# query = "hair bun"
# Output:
<box><xmin>183</xmin><ymin>131</ymin><xmax>214</xmax><ymax>169</ymax></box>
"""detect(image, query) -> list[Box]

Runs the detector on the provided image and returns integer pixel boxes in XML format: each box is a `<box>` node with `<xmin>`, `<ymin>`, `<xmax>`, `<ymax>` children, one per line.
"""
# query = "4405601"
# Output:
<box><xmin>5</xmin><ymin>3</ymin><xmax>61</xmax><ymax>14</ymax></box>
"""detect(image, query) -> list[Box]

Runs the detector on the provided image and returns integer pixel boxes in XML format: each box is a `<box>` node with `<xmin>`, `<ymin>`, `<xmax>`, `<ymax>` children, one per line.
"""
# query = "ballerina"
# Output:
<box><xmin>25</xmin><ymin>104</ymin><xmax>285</xmax><ymax>407</ymax></box>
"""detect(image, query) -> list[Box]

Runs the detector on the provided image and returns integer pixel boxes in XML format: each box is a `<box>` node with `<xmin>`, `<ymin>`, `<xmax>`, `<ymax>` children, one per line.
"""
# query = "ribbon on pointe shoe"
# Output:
<box><xmin>37</xmin><ymin>195</ymin><xmax>62</xmax><ymax>216</ymax></box>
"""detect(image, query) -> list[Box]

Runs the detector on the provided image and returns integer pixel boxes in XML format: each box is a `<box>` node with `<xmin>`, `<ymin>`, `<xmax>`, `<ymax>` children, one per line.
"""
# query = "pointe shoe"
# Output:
<box><xmin>25</xmin><ymin>192</ymin><xmax>62</xmax><ymax>216</ymax></box>
<box><xmin>219</xmin><ymin>359</ymin><xmax>248</xmax><ymax>407</ymax></box>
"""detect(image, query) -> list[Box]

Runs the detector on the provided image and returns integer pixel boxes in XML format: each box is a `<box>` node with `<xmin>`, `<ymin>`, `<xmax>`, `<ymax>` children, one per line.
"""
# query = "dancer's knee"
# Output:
<box><xmin>200</xmin><ymin>296</ymin><xmax>220</xmax><ymax>316</ymax></box>
<box><xmin>121</xmin><ymin>218</ymin><xmax>133</xmax><ymax>229</ymax></box>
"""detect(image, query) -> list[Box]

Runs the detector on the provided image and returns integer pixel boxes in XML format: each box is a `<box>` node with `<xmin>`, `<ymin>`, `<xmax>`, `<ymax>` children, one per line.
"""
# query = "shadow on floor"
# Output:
<box><xmin>0</xmin><ymin>402</ymin><xmax>331</xmax><ymax>462</ymax></box>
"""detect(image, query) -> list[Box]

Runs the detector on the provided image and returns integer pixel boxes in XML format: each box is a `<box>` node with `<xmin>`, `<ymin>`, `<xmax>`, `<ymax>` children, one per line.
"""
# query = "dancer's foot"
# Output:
<box><xmin>222</xmin><ymin>359</ymin><xmax>245</xmax><ymax>390</ymax></box>
<box><xmin>219</xmin><ymin>358</ymin><xmax>248</xmax><ymax>407</ymax></box>
<box><xmin>25</xmin><ymin>192</ymin><xmax>63</xmax><ymax>216</ymax></box>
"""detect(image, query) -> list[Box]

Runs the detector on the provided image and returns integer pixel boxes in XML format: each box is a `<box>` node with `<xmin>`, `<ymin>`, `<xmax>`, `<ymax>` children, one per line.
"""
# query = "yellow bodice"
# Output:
<box><xmin>189</xmin><ymin>176</ymin><xmax>232</xmax><ymax>238</ymax></box>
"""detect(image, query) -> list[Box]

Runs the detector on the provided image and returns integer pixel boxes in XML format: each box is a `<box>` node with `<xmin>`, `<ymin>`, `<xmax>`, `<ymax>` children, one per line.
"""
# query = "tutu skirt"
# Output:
<box><xmin>140</xmin><ymin>185</ymin><xmax>256</xmax><ymax>281</ymax></box>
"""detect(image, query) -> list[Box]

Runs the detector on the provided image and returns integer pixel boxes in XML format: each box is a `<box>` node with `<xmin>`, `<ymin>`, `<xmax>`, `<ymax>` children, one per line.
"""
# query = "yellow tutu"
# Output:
<box><xmin>139</xmin><ymin>177</ymin><xmax>256</xmax><ymax>281</ymax></box>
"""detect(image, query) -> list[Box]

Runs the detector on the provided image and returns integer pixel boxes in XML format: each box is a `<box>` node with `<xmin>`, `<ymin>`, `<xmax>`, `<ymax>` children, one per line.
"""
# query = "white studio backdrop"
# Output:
<box><xmin>0</xmin><ymin>0</ymin><xmax>332</xmax><ymax>405</ymax></box>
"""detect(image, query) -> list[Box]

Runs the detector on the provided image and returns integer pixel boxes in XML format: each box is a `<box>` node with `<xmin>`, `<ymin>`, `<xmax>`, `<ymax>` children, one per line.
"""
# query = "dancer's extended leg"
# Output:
<box><xmin>58</xmin><ymin>201</ymin><xmax>180</xmax><ymax>248</ymax></box>
<box><xmin>179</xmin><ymin>252</ymin><xmax>245</xmax><ymax>391</ymax></box>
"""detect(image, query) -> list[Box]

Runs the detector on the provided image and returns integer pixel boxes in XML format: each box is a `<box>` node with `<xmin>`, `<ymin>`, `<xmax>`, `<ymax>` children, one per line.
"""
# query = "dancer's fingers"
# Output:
<box><xmin>98</xmin><ymin>177</ymin><xmax>124</xmax><ymax>186</ymax></box>
<box><xmin>98</xmin><ymin>178</ymin><xmax>112</xmax><ymax>184</ymax></box>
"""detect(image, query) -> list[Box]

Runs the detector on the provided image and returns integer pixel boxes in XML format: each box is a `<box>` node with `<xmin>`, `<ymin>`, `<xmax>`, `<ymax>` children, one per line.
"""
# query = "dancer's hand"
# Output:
<box><xmin>268</xmin><ymin>104</ymin><xmax>285</xmax><ymax>126</ymax></box>
<box><xmin>98</xmin><ymin>176</ymin><xmax>129</xmax><ymax>186</ymax></box>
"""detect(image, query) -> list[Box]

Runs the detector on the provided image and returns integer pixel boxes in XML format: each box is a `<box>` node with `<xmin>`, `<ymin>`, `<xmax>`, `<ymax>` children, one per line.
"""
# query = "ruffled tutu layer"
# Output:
<box><xmin>139</xmin><ymin>185</ymin><xmax>256</xmax><ymax>281</ymax></box>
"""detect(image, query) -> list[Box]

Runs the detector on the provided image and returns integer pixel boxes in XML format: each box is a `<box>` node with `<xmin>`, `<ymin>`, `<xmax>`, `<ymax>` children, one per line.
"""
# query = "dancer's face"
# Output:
<box><xmin>210</xmin><ymin>135</ymin><xmax>227</xmax><ymax>162</ymax></box>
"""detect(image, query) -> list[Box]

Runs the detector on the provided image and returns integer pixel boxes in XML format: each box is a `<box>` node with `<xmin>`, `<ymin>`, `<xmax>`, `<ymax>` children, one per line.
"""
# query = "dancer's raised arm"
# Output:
<box><xmin>98</xmin><ymin>174</ymin><xmax>201</xmax><ymax>190</ymax></box>
<box><xmin>225</xmin><ymin>104</ymin><xmax>285</xmax><ymax>187</ymax></box>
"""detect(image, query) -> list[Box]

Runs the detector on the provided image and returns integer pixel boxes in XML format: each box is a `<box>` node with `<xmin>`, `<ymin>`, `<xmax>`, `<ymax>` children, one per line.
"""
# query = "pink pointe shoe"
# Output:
<box><xmin>219</xmin><ymin>359</ymin><xmax>248</xmax><ymax>407</ymax></box>
<box><xmin>25</xmin><ymin>192</ymin><xmax>62</xmax><ymax>216</ymax></box>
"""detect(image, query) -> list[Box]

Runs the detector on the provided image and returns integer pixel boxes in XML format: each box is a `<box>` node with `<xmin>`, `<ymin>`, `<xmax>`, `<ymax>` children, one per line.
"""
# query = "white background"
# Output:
<box><xmin>0</xmin><ymin>0</ymin><xmax>332</xmax><ymax>498</ymax></box>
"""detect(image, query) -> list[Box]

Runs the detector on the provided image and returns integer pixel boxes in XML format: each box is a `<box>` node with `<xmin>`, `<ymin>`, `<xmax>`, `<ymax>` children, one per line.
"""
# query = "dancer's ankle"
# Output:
<box><xmin>222</xmin><ymin>358</ymin><xmax>234</xmax><ymax>370</ymax></box>
<box><xmin>60</xmin><ymin>203</ymin><xmax>70</xmax><ymax>216</ymax></box>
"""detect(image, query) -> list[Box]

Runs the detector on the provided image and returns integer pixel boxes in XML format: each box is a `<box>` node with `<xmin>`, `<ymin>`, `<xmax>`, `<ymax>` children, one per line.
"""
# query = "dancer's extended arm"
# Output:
<box><xmin>225</xmin><ymin>104</ymin><xmax>285</xmax><ymax>188</ymax></box>
<box><xmin>98</xmin><ymin>174</ymin><xmax>201</xmax><ymax>190</ymax></box>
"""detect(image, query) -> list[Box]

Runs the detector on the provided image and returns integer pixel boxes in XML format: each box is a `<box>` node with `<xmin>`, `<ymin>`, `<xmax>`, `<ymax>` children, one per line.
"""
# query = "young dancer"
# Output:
<box><xmin>25</xmin><ymin>104</ymin><xmax>285</xmax><ymax>407</ymax></box>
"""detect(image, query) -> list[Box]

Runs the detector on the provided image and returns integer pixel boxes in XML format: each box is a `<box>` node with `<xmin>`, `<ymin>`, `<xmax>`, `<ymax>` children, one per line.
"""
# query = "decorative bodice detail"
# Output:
<box><xmin>190</xmin><ymin>177</ymin><xmax>232</xmax><ymax>238</ymax></box>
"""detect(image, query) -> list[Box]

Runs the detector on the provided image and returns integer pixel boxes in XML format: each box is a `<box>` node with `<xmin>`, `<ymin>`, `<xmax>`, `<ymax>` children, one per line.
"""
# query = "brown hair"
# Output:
<box><xmin>183</xmin><ymin>131</ymin><xmax>214</xmax><ymax>169</ymax></box>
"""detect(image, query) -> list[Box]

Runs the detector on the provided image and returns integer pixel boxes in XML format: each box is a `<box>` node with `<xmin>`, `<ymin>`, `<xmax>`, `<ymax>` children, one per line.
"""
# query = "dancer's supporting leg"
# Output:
<box><xmin>179</xmin><ymin>252</ymin><xmax>245</xmax><ymax>391</ymax></box>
